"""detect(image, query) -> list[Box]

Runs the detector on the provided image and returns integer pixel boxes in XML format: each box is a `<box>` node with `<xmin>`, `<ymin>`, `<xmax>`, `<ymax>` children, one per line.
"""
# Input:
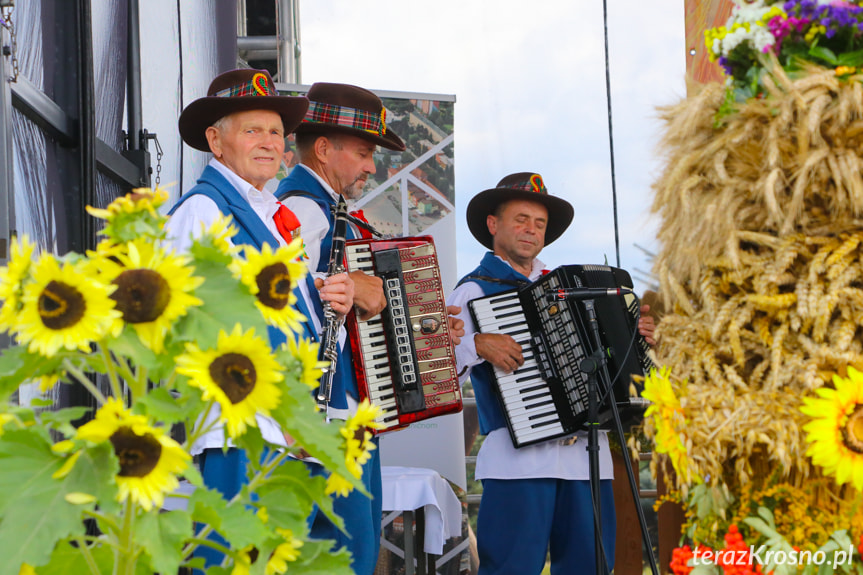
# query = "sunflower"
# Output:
<box><xmin>284</xmin><ymin>337</ymin><xmax>326</xmax><ymax>389</ymax></box>
<box><xmin>325</xmin><ymin>472</ymin><xmax>354</xmax><ymax>497</ymax></box>
<box><xmin>0</xmin><ymin>235</ymin><xmax>36</xmax><ymax>333</ymax></box>
<box><xmin>15</xmin><ymin>255</ymin><xmax>121</xmax><ymax>357</ymax></box>
<box><xmin>0</xmin><ymin>413</ymin><xmax>14</xmax><ymax>438</ymax></box>
<box><xmin>86</xmin><ymin>188</ymin><xmax>170</xmax><ymax>243</ymax></box>
<box><xmin>75</xmin><ymin>397</ymin><xmax>190</xmax><ymax>511</ymax></box>
<box><xmin>230</xmin><ymin>240</ymin><xmax>308</xmax><ymax>334</ymax></box>
<box><xmin>86</xmin><ymin>187</ymin><xmax>169</xmax><ymax>220</ymax></box>
<box><xmin>641</xmin><ymin>367</ymin><xmax>699</xmax><ymax>484</ymax></box>
<box><xmin>266</xmin><ymin>529</ymin><xmax>303</xmax><ymax>575</ymax></box>
<box><xmin>176</xmin><ymin>324</ymin><xmax>284</xmax><ymax>438</ymax></box>
<box><xmin>195</xmin><ymin>214</ymin><xmax>241</xmax><ymax>258</ymax></box>
<box><xmin>340</xmin><ymin>400</ymin><xmax>382</xmax><ymax>478</ymax></box>
<box><xmin>98</xmin><ymin>238</ymin><xmax>203</xmax><ymax>352</ymax></box>
<box><xmin>801</xmin><ymin>366</ymin><xmax>863</xmax><ymax>491</ymax></box>
<box><xmin>231</xmin><ymin>546</ymin><xmax>254</xmax><ymax>575</ymax></box>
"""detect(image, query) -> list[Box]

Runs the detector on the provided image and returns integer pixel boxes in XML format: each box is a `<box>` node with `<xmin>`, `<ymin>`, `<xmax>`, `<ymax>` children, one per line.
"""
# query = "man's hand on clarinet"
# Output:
<box><xmin>476</xmin><ymin>333</ymin><xmax>524</xmax><ymax>373</ymax></box>
<box><xmin>316</xmin><ymin>272</ymin><xmax>355</xmax><ymax>317</ymax></box>
<box><xmin>446</xmin><ymin>305</ymin><xmax>466</xmax><ymax>345</ymax></box>
<box><xmin>349</xmin><ymin>270</ymin><xmax>386</xmax><ymax>321</ymax></box>
<box><xmin>639</xmin><ymin>304</ymin><xmax>657</xmax><ymax>346</ymax></box>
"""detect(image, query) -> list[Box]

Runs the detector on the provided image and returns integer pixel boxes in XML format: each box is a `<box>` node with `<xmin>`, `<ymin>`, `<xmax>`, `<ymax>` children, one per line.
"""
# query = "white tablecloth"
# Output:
<box><xmin>381</xmin><ymin>466</ymin><xmax>462</xmax><ymax>555</ymax></box>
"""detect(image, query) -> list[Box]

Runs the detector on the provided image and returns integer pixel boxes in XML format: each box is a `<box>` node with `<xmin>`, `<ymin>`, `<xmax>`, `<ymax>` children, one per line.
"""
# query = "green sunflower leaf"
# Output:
<box><xmin>38</xmin><ymin>407</ymin><xmax>92</xmax><ymax>438</ymax></box>
<box><xmin>136</xmin><ymin>385</ymin><xmax>193</xmax><ymax>426</ymax></box>
<box><xmin>285</xmin><ymin>539</ymin><xmax>354</xmax><ymax>575</ymax></box>
<box><xmin>0</xmin><ymin>431</ymin><xmax>118</xmax><ymax>573</ymax></box>
<box><xmin>270</xmin><ymin>378</ymin><xmax>365</xmax><ymax>496</ymax></box>
<box><xmin>254</xmin><ymin>458</ymin><xmax>339</xmax><ymax>535</ymax></box>
<box><xmin>103</xmin><ymin>328</ymin><xmax>174</xmax><ymax>381</ymax></box>
<box><xmin>136</xmin><ymin>509</ymin><xmax>193</xmax><ymax>575</ymax></box>
<box><xmin>0</xmin><ymin>346</ymin><xmax>63</xmax><ymax>402</ymax></box>
<box><xmin>33</xmin><ymin>540</ymin><xmax>145</xmax><ymax>575</ymax></box>
<box><xmin>186</xmin><ymin>485</ymin><xmax>270</xmax><ymax>552</ymax></box>
<box><xmin>173</xmin><ymin>259</ymin><xmax>267</xmax><ymax>350</ymax></box>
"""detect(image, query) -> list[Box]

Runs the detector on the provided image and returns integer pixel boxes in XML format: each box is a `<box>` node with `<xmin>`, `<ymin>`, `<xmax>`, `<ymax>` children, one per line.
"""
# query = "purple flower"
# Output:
<box><xmin>718</xmin><ymin>56</ymin><xmax>733</xmax><ymax>77</ymax></box>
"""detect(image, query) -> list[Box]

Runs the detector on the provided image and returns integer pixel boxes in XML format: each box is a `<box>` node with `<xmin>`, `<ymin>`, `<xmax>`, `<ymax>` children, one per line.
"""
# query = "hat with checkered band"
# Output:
<box><xmin>466</xmin><ymin>172</ymin><xmax>574</xmax><ymax>249</ymax></box>
<box><xmin>179</xmin><ymin>68</ymin><xmax>309</xmax><ymax>152</ymax></box>
<box><xmin>295</xmin><ymin>82</ymin><xmax>405</xmax><ymax>151</ymax></box>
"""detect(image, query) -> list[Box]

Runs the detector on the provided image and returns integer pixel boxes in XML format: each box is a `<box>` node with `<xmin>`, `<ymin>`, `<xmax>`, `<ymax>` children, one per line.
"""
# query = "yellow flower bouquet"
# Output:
<box><xmin>0</xmin><ymin>189</ymin><xmax>377</xmax><ymax>575</ymax></box>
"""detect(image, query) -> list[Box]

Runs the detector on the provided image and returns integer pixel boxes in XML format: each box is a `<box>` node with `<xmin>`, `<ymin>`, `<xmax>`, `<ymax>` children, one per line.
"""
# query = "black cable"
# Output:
<box><xmin>602</xmin><ymin>0</ymin><xmax>621</xmax><ymax>268</ymax></box>
<box><xmin>596</xmin><ymin>299</ymin><xmax>641</xmax><ymax>406</ymax></box>
<box><xmin>176</xmin><ymin>0</ymin><xmax>184</xmax><ymax>195</ymax></box>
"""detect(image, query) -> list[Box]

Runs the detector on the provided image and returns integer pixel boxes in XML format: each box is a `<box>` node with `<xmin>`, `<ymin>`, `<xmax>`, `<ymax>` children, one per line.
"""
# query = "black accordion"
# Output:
<box><xmin>468</xmin><ymin>264</ymin><xmax>653</xmax><ymax>448</ymax></box>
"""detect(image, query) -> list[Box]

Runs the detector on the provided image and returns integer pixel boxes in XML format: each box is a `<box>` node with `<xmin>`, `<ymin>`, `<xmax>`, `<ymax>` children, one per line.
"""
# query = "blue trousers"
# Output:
<box><xmin>477</xmin><ymin>478</ymin><xmax>616</xmax><ymax>575</ymax></box>
<box><xmin>194</xmin><ymin>448</ymin><xmax>252</xmax><ymax>571</ymax></box>
<box><xmin>306</xmin><ymin>438</ymin><xmax>382</xmax><ymax>575</ymax></box>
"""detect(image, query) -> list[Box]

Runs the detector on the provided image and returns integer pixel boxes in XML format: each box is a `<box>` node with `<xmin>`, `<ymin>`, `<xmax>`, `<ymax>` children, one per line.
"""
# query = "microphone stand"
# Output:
<box><xmin>578</xmin><ymin>299</ymin><xmax>611</xmax><ymax>575</ymax></box>
<box><xmin>578</xmin><ymin>298</ymin><xmax>660</xmax><ymax>575</ymax></box>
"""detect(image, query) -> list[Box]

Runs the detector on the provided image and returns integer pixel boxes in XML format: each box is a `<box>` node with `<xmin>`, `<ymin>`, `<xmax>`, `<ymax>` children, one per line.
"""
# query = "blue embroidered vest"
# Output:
<box><xmin>277</xmin><ymin>165</ymin><xmax>359</xmax><ymax>406</ymax></box>
<box><xmin>168</xmin><ymin>165</ymin><xmax>320</xmax><ymax>351</ymax></box>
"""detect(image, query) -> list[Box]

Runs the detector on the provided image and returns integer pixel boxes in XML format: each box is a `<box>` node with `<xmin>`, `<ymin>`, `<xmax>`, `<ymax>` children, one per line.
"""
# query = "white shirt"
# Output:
<box><xmin>164</xmin><ymin>159</ymin><xmax>321</xmax><ymax>455</ymax></box>
<box><xmin>279</xmin><ymin>164</ymin><xmax>344</xmax><ymax>279</ymax></box>
<box><xmin>448</xmin><ymin>255</ymin><xmax>613</xmax><ymax>481</ymax></box>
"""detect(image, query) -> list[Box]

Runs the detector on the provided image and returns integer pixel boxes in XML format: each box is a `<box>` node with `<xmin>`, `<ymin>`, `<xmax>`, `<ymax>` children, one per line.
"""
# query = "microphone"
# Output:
<box><xmin>545</xmin><ymin>287</ymin><xmax>633</xmax><ymax>302</ymax></box>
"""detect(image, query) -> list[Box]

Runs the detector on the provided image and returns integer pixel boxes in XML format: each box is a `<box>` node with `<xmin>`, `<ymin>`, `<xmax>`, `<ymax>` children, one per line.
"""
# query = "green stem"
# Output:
<box><xmin>99</xmin><ymin>345</ymin><xmax>123</xmax><ymax>401</ymax></box>
<box><xmin>117</xmin><ymin>497</ymin><xmax>135</xmax><ymax>574</ymax></box>
<box><xmin>247</xmin><ymin>449</ymin><xmax>290</xmax><ymax>491</ymax></box>
<box><xmin>78</xmin><ymin>535</ymin><xmax>124</xmax><ymax>552</ymax></box>
<box><xmin>82</xmin><ymin>509</ymin><xmax>121</xmax><ymax>536</ymax></box>
<box><xmin>136</xmin><ymin>364</ymin><xmax>149</xmax><ymax>399</ymax></box>
<box><xmin>162</xmin><ymin>370</ymin><xmax>177</xmax><ymax>390</ymax></box>
<box><xmin>183</xmin><ymin>401</ymin><xmax>215</xmax><ymax>451</ymax></box>
<box><xmin>74</xmin><ymin>536</ymin><xmax>103</xmax><ymax>575</ymax></box>
<box><xmin>112</xmin><ymin>354</ymin><xmax>137</xmax><ymax>384</ymax></box>
<box><xmin>63</xmin><ymin>360</ymin><xmax>108</xmax><ymax>405</ymax></box>
<box><xmin>182</xmin><ymin>536</ymin><xmax>233</xmax><ymax>560</ymax></box>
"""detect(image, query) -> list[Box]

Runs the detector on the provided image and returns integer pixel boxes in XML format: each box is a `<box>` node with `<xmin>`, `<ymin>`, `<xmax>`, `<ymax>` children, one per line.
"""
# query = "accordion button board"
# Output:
<box><xmin>345</xmin><ymin>237</ymin><xmax>463</xmax><ymax>434</ymax></box>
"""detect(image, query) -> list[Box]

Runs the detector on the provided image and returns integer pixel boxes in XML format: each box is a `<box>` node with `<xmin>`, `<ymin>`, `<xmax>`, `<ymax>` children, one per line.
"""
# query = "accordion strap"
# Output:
<box><xmin>462</xmin><ymin>274</ymin><xmax>529</xmax><ymax>288</ymax></box>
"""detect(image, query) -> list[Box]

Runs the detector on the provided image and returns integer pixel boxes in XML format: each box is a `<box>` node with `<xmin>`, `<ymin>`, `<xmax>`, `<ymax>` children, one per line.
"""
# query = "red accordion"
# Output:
<box><xmin>344</xmin><ymin>237</ymin><xmax>463</xmax><ymax>434</ymax></box>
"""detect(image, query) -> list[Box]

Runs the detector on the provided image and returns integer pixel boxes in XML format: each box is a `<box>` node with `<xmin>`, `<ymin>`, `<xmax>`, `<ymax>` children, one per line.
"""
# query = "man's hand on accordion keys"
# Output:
<box><xmin>348</xmin><ymin>270</ymin><xmax>386</xmax><ymax>321</ymax></box>
<box><xmin>638</xmin><ymin>304</ymin><xmax>657</xmax><ymax>347</ymax></box>
<box><xmin>476</xmin><ymin>332</ymin><xmax>525</xmax><ymax>373</ymax></box>
<box><xmin>315</xmin><ymin>272</ymin><xmax>355</xmax><ymax>317</ymax></box>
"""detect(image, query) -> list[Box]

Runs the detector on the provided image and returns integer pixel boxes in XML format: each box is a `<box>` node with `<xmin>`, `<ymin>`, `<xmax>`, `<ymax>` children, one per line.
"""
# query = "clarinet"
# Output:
<box><xmin>315</xmin><ymin>194</ymin><xmax>349</xmax><ymax>408</ymax></box>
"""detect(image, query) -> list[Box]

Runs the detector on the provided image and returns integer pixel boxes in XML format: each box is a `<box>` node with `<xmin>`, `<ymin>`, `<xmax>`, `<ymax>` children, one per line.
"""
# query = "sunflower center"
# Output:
<box><xmin>109</xmin><ymin>427</ymin><xmax>162</xmax><ymax>477</ymax></box>
<box><xmin>210</xmin><ymin>353</ymin><xmax>258</xmax><ymax>404</ymax></box>
<box><xmin>255</xmin><ymin>263</ymin><xmax>291</xmax><ymax>310</ymax></box>
<box><xmin>39</xmin><ymin>281</ymin><xmax>86</xmax><ymax>329</ymax></box>
<box><xmin>842</xmin><ymin>405</ymin><xmax>863</xmax><ymax>454</ymax></box>
<box><xmin>112</xmin><ymin>269</ymin><xmax>171</xmax><ymax>323</ymax></box>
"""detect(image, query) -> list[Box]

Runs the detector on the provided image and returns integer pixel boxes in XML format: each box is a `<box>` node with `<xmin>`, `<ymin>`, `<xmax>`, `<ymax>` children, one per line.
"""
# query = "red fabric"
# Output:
<box><xmin>541</xmin><ymin>269</ymin><xmax>550</xmax><ymax>275</ymax></box>
<box><xmin>349</xmin><ymin>209</ymin><xmax>374</xmax><ymax>239</ymax></box>
<box><xmin>273</xmin><ymin>203</ymin><xmax>301</xmax><ymax>244</ymax></box>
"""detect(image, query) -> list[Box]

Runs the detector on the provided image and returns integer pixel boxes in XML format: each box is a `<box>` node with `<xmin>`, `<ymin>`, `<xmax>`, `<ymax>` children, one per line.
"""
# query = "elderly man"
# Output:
<box><xmin>164</xmin><ymin>68</ymin><xmax>355</xmax><ymax>568</ymax></box>
<box><xmin>448</xmin><ymin>172</ymin><xmax>656</xmax><ymax>575</ymax></box>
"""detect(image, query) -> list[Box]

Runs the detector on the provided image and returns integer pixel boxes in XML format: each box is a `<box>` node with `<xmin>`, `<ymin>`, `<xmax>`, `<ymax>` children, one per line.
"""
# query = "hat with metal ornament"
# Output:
<box><xmin>466</xmin><ymin>172</ymin><xmax>574</xmax><ymax>249</ymax></box>
<box><xmin>178</xmin><ymin>68</ymin><xmax>309</xmax><ymax>152</ymax></box>
<box><xmin>295</xmin><ymin>82</ymin><xmax>406</xmax><ymax>151</ymax></box>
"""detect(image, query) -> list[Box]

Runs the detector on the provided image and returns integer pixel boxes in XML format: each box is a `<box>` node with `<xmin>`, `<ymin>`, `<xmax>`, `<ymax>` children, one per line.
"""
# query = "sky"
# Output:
<box><xmin>298</xmin><ymin>0</ymin><xmax>688</xmax><ymax>293</ymax></box>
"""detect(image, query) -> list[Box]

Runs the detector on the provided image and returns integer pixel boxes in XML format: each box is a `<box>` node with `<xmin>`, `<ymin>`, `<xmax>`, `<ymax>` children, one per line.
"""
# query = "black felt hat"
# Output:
<box><xmin>466</xmin><ymin>172</ymin><xmax>574</xmax><ymax>249</ymax></box>
<box><xmin>178</xmin><ymin>68</ymin><xmax>309</xmax><ymax>152</ymax></box>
